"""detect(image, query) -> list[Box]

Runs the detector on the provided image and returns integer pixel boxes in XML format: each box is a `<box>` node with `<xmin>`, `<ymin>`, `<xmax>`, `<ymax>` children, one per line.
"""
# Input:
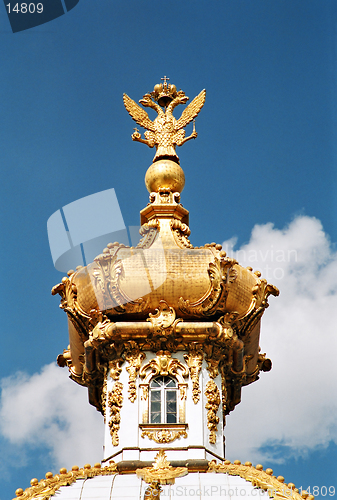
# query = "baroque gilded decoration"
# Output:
<box><xmin>125</xmin><ymin>341</ymin><xmax>146</xmax><ymax>402</ymax></box>
<box><xmin>52</xmin><ymin>80</ymin><xmax>279</xmax><ymax>439</ymax></box>
<box><xmin>136</xmin><ymin>219</ymin><xmax>160</xmax><ymax>249</ymax></box>
<box><xmin>13</xmin><ymin>460</ymin><xmax>312</xmax><ymax>500</ymax></box>
<box><xmin>140</xmin><ymin>351</ymin><xmax>188</xmax><ymax>381</ymax></box>
<box><xmin>140</xmin><ymin>351</ymin><xmax>188</xmax><ymax>425</ymax></box>
<box><xmin>136</xmin><ymin>450</ymin><xmax>188</xmax><ymax>485</ymax></box>
<box><xmin>208</xmin><ymin>461</ymin><xmax>313</xmax><ymax>500</ymax></box>
<box><xmin>13</xmin><ymin>463</ymin><xmax>118</xmax><ymax>500</ymax></box>
<box><xmin>147</xmin><ymin>300</ymin><xmax>177</xmax><ymax>335</ymax></box>
<box><xmin>205</xmin><ymin>379</ymin><xmax>221</xmax><ymax>444</ymax></box>
<box><xmin>91</xmin><ymin>245</ymin><xmax>150</xmax><ymax>315</ymax></box>
<box><xmin>108</xmin><ymin>382</ymin><xmax>123</xmax><ymax>446</ymax></box>
<box><xmin>141</xmin><ymin>428</ymin><xmax>188</xmax><ymax>443</ymax></box>
<box><xmin>170</xmin><ymin>219</ymin><xmax>193</xmax><ymax>249</ymax></box>
<box><xmin>178</xmin><ymin>253</ymin><xmax>238</xmax><ymax>317</ymax></box>
<box><xmin>183</xmin><ymin>343</ymin><xmax>203</xmax><ymax>404</ymax></box>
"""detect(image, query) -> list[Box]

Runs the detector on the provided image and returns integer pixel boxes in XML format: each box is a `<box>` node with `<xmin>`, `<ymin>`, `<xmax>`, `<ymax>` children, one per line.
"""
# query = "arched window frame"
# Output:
<box><xmin>139</xmin><ymin>353</ymin><xmax>188</xmax><ymax>425</ymax></box>
<box><xmin>149</xmin><ymin>375</ymin><xmax>179</xmax><ymax>424</ymax></box>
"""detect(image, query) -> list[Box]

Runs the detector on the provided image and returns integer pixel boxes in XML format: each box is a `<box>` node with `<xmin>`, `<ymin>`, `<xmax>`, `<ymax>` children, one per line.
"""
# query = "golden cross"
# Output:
<box><xmin>161</xmin><ymin>76</ymin><xmax>169</xmax><ymax>88</ymax></box>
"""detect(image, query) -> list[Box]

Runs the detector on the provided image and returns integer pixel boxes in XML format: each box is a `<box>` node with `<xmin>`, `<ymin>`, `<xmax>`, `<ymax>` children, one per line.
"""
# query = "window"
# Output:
<box><xmin>150</xmin><ymin>376</ymin><xmax>177</xmax><ymax>424</ymax></box>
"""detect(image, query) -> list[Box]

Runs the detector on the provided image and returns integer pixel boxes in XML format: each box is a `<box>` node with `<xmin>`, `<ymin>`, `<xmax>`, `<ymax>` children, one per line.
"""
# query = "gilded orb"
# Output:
<box><xmin>145</xmin><ymin>159</ymin><xmax>185</xmax><ymax>193</ymax></box>
<box><xmin>154</xmin><ymin>84</ymin><xmax>162</xmax><ymax>94</ymax></box>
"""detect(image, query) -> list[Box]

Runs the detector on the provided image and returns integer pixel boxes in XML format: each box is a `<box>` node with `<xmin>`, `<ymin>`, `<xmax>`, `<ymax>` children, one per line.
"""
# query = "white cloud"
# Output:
<box><xmin>223</xmin><ymin>215</ymin><xmax>337</xmax><ymax>464</ymax></box>
<box><xmin>0</xmin><ymin>363</ymin><xmax>104</xmax><ymax>471</ymax></box>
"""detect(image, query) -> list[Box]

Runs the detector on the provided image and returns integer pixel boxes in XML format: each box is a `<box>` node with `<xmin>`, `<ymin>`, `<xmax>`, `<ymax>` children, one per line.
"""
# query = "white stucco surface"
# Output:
<box><xmin>54</xmin><ymin>472</ymin><xmax>269</xmax><ymax>500</ymax></box>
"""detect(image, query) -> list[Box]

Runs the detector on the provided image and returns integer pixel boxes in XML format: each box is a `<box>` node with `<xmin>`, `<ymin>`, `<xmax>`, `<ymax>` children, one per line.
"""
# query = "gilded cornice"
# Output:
<box><xmin>55</xmin><ymin>303</ymin><xmax>273</xmax><ymax>416</ymax></box>
<box><xmin>14</xmin><ymin>460</ymin><xmax>312</xmax><ymax>500</ymax></box>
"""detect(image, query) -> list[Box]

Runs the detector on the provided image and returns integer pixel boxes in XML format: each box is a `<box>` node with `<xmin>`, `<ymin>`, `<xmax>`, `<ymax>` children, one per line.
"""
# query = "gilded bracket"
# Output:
<box><xmin>136</xmin><ymin>219</ymin><xmax>160</xmax><ymax>249</ymax></box>
<box><xmin>170</xmin><ymin>219</ymin><xmax>193</xmax><ymax>249</ymax></box>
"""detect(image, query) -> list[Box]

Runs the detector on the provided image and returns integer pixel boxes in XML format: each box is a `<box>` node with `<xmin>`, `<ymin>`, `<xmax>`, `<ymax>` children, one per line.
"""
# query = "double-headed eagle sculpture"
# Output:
<box><xmin>123</xmin><ymin>77</ymin><xmax>206</xmax><ymax>163</ymax></box>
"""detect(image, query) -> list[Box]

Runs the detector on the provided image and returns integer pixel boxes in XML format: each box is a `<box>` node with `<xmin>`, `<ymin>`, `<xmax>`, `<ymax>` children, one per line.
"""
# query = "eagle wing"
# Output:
<box><xmin>174</xmin><ymin>89</ymin><xmax>206</xmax><ymax>130</ymax></box>
<box><xmin>123</xmin><ymin>93</ymin><xmax>155</xmax><ymax>132</ymax></box>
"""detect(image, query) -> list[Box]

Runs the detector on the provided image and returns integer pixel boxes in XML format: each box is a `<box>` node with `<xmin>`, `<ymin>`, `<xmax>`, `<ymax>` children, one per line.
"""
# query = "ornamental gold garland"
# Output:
<box><xmin>204</xmin><ymin>379</ymin><xmax>221</xmax><ymax>444</ymax></box>
<box><xmin>108</xmin><ymin>381</ymin><xmax>123</xmax><ymax>446</ymax></box>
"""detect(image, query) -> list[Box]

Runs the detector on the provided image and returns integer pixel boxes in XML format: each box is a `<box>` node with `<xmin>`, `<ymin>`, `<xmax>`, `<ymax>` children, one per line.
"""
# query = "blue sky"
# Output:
<box><xmin>0</xmin><ymin>1</ymin><xmax>337</xmax><ymax>498</ymax></box>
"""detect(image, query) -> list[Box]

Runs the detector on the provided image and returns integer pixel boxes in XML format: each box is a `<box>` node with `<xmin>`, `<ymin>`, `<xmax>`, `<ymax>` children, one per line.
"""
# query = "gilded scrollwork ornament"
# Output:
<box><xmin>89</xmin><ymin>316</ymin><xmax>116</xmax><ymax>348</ymax></box>
<box><xmin>124</xmin><ymin>341</ymin><xmax>146</xmax><ymax>402</ymax></box>
<box><xmin>141</xmin><ymin>428</ymin><xmax>187</xmax><ymax>443</ymax></box>
<box><xmin>178</xmin><ymin>256</ymin><xmax>237</xmax><ymax>317</ymax></box>
<box><xmin>220</xmin><ymin>364</ymin><xmax>228</xmax><ymax>421</ymax></box>
<box><xmin>147</xmin><ymin>300</ymin><xmax>176</xmax><ymax>336</ymax></box>
<box><xmin>52</xmin><ymin>276</ymin><xmax>91</xmax><ymax>342</ymax></box>
<box><xmin>183</xmin><ymin>343</ymin><xmax>203</xmax><ymax>403</ymax></box>
<box><xmin>140</xmin><ymin>351</ymin><xmax>188</xmax><ymax>380</ymax></box>
<box><xmin>204</xmin><ymin>344</ymin><xmax>224</xmax><ymax>379</ymax></box>
<box><xmin>12</xmin><ymin>463</ymin><xmax>118</xmax><ymax>500</ymax></box>
<box><xmin>136</xmin><ymin>450</ymin><xmax>188</xmax><ymax>485</ymax></box>
<box><xmin>136</xmin><ymin>219</ymin><xmax>160</xmax><ymax>249</ymax></box>
<box><xmin>170</xmin><ymin>219</ymin><xmax>193</xmax><ymax>249</ymax></box>
<box><xmin>144</xmin><ymin>482</ymin><xmax>161</xmax><ymax>500</ymax></box>
<box><xmin>235</xmin><ymin>279</ymin><xmax>279</xmax><ymax>338</ymax></box>
<box><xmin>109</xmin><ymin>358</ymin><xmax>124</xmax><ymax>381</ymax></box>
<box><xmin>101</xmin><ymin>373</ymin><xmax>108</xmax><ymax>422</ymax></box>
<box><xmin>91</xmin><ymin>244</ymin><xmax>150</xmax><ymax>316</ymax></box>
<box><xmin>92</xmin><ymin>246</ymin><xmax>126</xmax><ymax>313</ymax></box>
<box><xmin>205</xmin><ymin>379</ymin><xmax>221</xmax><ymax>444</ymax></box>
<box><xmin>108</xmin><ymin>381</ymin><xmax>123</xmax><ymax>446</ymax></box>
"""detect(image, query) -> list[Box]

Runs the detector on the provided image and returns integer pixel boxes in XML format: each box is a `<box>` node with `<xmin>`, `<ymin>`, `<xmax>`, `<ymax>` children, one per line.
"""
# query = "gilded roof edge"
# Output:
<box><xmin>13</xmin><ymin>460</ymin><xmax>313</xmax><ymax>500</ymax></box>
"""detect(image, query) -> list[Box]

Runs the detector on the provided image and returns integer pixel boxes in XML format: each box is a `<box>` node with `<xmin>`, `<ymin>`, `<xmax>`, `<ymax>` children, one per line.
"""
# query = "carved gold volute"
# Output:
<box><xmin>140</xmin><ymin>351</ymin><xmax>188</xmax><ymax>380</ymax></box>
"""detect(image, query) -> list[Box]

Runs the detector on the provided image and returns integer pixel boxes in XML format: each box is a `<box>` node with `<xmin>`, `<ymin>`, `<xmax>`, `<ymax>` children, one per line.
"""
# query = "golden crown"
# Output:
<box><xmin>151</xmin><ymin>76</ymin><xmax>180</xmax><ymax>107</ymax></box>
